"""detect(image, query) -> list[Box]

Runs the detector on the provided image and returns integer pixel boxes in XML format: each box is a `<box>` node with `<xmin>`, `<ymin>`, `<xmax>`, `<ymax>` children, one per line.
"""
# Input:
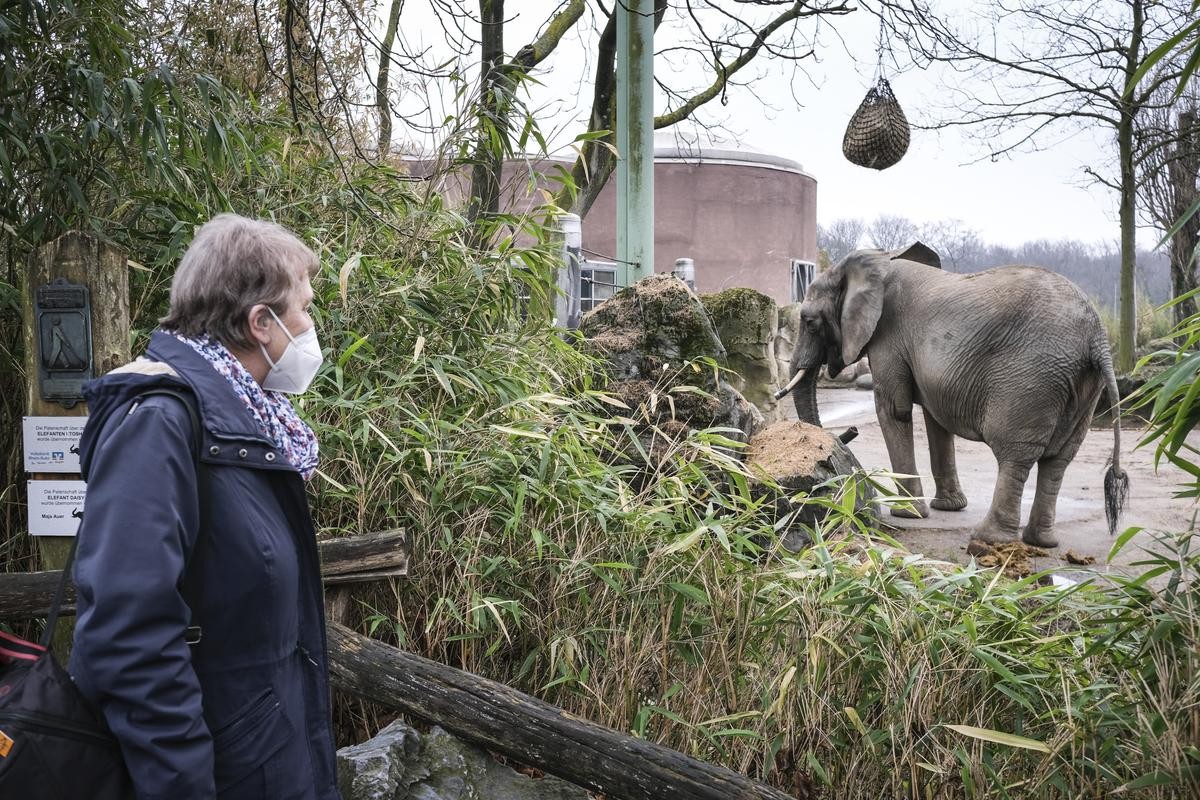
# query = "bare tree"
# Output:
<box><xmin>466</xmin><ymin>0</ymin><xmax>510</xmax><ymax>230</ymax></box>
<box><xmin>375</xmin><ymin>0</ymin><xmax>403</xmax><ymax>156</ymax></box>
<box><xmin>161</xmin><ymin>2</ymin><xmax>860</xmax><ymax>241</ymax></box>
<box><xmin>867</xmin><ymin>213</ymin><xmax>919</xmax><ymax>250</ymax></box>
<box><xmin>881</xmin><ymin>0</ymin><xmax>1189</xmax><ymax>372</ymax></box>
<box><xmin>918</xmin><ymin>218</ymin><xmax>984</xmax><ymax>271</ymax></box>
<box><xmin>1137</xmin><ymin>78</ymin><xmax>1200</xmax><ymax>325</ymax></box>
<box><xmin>818</xmin><ymin>217</ymin><xmax>867</xmax><ymax>264</ymax></box>
<box><xmin>569</xmin><ymin>1</ymin><xmax>857</xmax><ymax>217</ymax></box>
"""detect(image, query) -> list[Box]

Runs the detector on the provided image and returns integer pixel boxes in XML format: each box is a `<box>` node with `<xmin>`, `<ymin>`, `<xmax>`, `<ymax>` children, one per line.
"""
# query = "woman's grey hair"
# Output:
<box><xmin>161</xmin><ymin>213</ymin><xmax>319</xmax><ymax>348</ymax></box>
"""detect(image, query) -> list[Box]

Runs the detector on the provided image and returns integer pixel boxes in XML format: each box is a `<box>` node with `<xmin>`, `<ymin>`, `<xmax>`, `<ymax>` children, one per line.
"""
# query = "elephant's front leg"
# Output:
<box><xmin>923</xmin><ymin>408</ymin><xmax>968</xmax><ymax>511</ymax></box>
<box><xmin>972</xmin><ymin>460</ymin><xmax>1032</xmax><ymax>543</ymax></box>
<box><xmin>875</xmin><ymin>390</ymin><xmax>929</xmax><ymax>519</ymax></box>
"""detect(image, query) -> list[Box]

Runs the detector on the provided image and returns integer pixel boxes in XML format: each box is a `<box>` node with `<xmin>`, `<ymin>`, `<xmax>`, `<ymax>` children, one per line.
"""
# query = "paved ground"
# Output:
<box><xmin>779</xmin><ymin>386</ymin><xmax>1200</xmax><ymax>582</ymax></box>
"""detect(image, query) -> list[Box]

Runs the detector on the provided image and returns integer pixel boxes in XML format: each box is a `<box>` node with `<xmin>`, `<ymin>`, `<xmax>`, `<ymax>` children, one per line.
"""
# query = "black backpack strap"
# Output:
<box><xmin>42</xmin><ymin>387</ymin><xmax>206</xmax><ymax>648</ymax></box>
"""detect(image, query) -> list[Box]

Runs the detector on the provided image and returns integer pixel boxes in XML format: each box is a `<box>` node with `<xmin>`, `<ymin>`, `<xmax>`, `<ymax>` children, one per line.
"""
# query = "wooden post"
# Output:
<box><xmin>21</xmin><ymin>231</ymin><xmax>129</xmax><ymax>658</ymax></box>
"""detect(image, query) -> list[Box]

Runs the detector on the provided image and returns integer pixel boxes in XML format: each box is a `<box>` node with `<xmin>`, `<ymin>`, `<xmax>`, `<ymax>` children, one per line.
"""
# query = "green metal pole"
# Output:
<box><xmin>616</xmin><ymin>0</ymin><xmax>654</xmax><ymax>284</ymax></box>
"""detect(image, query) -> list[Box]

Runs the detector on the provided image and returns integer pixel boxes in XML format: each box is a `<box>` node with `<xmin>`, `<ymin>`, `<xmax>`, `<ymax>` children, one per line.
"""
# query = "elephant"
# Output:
<box><xmin>778</xmin><ymin>243</ymin><xmax>1129</xmax><ymax>547</ymax></box>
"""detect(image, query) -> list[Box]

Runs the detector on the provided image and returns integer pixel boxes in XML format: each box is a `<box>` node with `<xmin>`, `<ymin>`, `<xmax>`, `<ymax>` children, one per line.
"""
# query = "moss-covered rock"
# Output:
<box><xmin>579</xmin><ymin>274</ymin><xmax>762</xmax><ymax>453</ymax></box>
<box><xmin>582</xmin><ymin>273</ymin><xmax>725</xmax><ymax>380</ymax></box>
<box><xmin>701</xmin><ymin>287</ymin><xmax>780</xmax><ymax>423</ymax></box>
<box><xmin>337</xmin><ymin>720</ymin><xmax>589</xmax><ymax>800</ymax></box>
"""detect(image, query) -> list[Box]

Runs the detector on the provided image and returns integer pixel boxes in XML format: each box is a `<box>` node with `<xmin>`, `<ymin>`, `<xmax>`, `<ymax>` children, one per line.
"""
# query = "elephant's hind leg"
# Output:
<box><xmin>1022</xmin><ymin>457</ymin><xmax>1068</xmax><ymax>548</ymax></box>
<box><xmin>971</xmin><ymin>460</ymin><xmax>1032</xmax><ymax>544</ymax></box>
<box><xmin>1023</xmin><ymin>378</ymin><xmax>1099</xmax><ymax>548</ymax></box>
<box><xmin>924</xmin><ymin>408</ymin><xmax>968</xmax><ymax>511</ymax></box>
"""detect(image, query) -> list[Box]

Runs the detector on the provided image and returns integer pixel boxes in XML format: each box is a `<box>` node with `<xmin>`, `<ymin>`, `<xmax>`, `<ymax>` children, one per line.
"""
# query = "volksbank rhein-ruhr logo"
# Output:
<box><xmin>31</xmin><ymin>450</ymin><xmax>66</xmax><ymax>464</ymax></box>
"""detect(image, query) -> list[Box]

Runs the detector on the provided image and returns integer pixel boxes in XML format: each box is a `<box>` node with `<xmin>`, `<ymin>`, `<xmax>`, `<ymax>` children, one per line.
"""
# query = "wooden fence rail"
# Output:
<box><xmin>0</xmin><ymin>529</ymin><xmax>407</xmax><ymax>620</ymax></box>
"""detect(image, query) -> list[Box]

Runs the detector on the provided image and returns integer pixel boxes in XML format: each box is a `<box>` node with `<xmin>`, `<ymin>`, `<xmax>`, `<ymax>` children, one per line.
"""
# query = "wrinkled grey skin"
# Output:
<box><xmin>787</xmin><ymin>244</ymin><xmax>1125</xmax><ymax>547</ymax></box>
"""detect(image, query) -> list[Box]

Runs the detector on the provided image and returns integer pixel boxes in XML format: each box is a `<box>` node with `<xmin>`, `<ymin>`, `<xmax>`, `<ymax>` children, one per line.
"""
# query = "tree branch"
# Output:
<box><xmin>510</xmin><ymin>0</ymin><xmax>586</xmax><ymax>71</ymax></box>
<box><xmin>655</xmin><ymin>1</ymin><xmax>852</xmax><ymax>128</ymax></box>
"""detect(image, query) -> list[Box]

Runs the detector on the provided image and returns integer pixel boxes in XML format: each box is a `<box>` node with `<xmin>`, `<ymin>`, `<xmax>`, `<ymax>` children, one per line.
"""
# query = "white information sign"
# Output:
<box><xmin>27</xmin><ymin>480</ymin><xmax>87</xmax><ymax>536</ymax></box>
<box><xmin>22</xmin><ymin>416</ymin><xmax>87</xmax><ymax>473</ymax></box>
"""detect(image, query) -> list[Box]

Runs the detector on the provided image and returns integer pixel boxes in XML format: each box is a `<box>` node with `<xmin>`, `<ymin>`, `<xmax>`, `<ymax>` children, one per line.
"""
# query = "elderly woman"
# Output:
<box><xmin>69</xmin><ymin>214</ymin><xmax>339</xmax><ymax>799</ymax></box>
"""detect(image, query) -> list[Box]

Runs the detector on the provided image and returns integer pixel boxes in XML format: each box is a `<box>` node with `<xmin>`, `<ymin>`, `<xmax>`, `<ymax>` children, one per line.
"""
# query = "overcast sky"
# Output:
<box><xmin>698</xmin><ymin>8</ymin><xmax>1122</xmax><ymax>249</ymax></box>
<box><xmin>395</xmin><ymin>2</ymin><xmax>1126</xmax><ymax>249</ymax></box>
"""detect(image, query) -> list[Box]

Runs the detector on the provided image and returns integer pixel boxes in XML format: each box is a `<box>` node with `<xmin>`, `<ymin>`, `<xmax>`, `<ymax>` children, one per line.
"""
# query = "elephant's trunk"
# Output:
<box><xmin>790</xmin><ymin>365</ymin><xmax>821</xmax><ymax>427</ymax></box>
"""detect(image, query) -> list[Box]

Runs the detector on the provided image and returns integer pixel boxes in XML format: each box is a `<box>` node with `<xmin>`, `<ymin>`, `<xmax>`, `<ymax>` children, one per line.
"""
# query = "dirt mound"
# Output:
<box><xmin>744</xmin><ymin>421</ymin><xmax>874</xmax><ymax>551</ymax></box>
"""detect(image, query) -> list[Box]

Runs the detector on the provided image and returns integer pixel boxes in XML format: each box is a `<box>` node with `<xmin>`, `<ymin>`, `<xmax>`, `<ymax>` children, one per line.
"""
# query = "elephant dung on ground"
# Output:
<box><xmin>777</xmin><ymin>243</ymin><xmax>1129</xmax><ymax>548</ymax></box>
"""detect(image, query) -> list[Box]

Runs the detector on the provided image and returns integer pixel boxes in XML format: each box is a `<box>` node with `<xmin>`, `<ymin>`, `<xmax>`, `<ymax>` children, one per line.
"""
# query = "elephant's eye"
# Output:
<box><xmin>804</xmin><ymin>317</ymin><xmax>820</xmax><ymax>333</ymax></box>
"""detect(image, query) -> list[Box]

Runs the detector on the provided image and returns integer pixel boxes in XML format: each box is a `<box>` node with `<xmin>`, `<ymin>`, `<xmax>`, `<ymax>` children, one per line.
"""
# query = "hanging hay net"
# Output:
<box><xmin>842</xmin><ymin>77</ymin><xmax>910</xmax><ymax>170</ymax></box>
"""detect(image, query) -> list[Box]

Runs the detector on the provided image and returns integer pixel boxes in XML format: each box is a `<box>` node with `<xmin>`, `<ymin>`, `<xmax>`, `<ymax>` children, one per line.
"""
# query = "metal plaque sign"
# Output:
<box><xmin>35</xmin><ymin>278</ymin><xmax>93</xmax><ymax>408</ymax></box>
<box><xmin>22</xmin><ymin>416</ymin><xmax>87</xmax><ymax>473</ymax></box>
<box><xmin>27</xmin><ymin>480</ymin><xmax>87</xmax><ymax>536</ymax></box>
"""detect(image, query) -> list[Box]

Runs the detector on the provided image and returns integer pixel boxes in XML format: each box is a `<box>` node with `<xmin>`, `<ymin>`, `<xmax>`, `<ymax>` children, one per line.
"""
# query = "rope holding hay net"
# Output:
<box><xmin>842</xmin><ymin>75</ymin><xmax>910</xmax><ymax>170</ymax></box>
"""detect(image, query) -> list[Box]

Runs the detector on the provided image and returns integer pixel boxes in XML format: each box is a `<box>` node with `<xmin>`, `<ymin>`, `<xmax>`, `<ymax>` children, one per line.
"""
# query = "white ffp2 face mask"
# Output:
<box><xmin>260</xmin><ymin>307</ymin><xmax>323</xmax><ymax>394</ymax></box>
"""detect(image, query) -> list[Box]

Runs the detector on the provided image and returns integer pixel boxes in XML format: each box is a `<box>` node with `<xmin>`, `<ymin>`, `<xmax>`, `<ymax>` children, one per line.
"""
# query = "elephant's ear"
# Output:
<box><xmin>891</xmin><ymin>241</ymin><xmax>942</xmax><ymax>269</ymax></box>
<box><xmin>839</xmin><ymin>258</ymin><xmax>885</xmax><ymax>366</ymax></box>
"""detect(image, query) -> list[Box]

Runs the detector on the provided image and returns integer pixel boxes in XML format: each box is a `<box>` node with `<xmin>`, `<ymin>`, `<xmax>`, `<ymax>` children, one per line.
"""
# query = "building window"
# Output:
<box><xmin>790</xmin><ymin>259</ymin><xmax>816</xmax><ymax>303</ymax></box>
<box><xmin>581</xmin><ymin>260</ymin><xmax>619</xmax><ymax>313</ymax></box>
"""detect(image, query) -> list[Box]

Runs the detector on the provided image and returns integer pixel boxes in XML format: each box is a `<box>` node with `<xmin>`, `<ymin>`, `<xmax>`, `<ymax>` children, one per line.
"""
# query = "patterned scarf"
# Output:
<box><xmin>169</xmin><ymin>332</ymin><xmax>319</xmax><ymax>481</ymax></box>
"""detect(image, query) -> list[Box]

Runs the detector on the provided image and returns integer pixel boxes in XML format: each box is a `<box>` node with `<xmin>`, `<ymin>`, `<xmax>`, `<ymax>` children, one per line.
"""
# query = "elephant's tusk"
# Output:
<box><xmin>773</xmin><ymin>368</ymin><xmax>806</xmax><ymax>400</ymax></box>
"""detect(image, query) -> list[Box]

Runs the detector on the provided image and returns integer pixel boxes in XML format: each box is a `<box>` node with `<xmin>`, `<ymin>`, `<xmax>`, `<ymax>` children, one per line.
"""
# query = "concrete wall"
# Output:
<box><xmin>581</xmin><ymin>157</ymin><xmax>818</xmax><ymax>306</ymax></box>
<box><xmin>402</xmin><ymin>149</ymin><xmax>819</xmax><ymax>307</ymax></box>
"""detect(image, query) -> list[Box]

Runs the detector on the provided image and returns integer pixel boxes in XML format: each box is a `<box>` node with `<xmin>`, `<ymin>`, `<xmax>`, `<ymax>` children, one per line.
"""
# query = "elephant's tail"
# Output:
<box><xmin>1099</xmin><ymin>347</ymin><xmax>1129</xmax><ymax>536</ymax></box>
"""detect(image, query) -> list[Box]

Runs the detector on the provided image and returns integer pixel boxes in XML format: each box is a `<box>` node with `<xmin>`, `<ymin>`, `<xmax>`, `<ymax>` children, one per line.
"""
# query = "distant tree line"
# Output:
<box><xmin>818</xmin><ymin>215</ymin><xmax>1171</xmax><ymax>311</ymax></box>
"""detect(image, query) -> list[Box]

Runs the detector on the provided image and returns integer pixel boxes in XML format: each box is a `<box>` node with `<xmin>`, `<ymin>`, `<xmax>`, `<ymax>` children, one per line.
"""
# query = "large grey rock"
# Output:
<box><xmin>338</xmin><ymin>721</ymin><xmax>421</xmax><ymax>800</ymax></box>
<box><xmin>775</xmin><ymin>303</ymin><xmax>802</xmax><ymax>388</ymax></box>
<box><xmin>701</xmin><ymin>288</ymin><xmax>781</xmax><ymax>424</ymax></box>
<box><xmin>581</xmin><ymin>273</ymin><xmax>725</xmax><ymax>381</ymax></box>
<box><xmin>581</xmin><ymin>273</ymin><xmax>762</xmax><ymax>444</ymax></box>
<box><xmin>338</xmin><ymin>721</ymin><xmax>590</xmax><ymax>800</ymax></box>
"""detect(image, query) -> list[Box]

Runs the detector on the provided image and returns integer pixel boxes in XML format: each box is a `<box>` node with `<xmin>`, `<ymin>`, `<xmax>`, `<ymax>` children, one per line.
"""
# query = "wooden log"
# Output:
<box><xmin>0</xmin><ymin>529</ymin><xmax>407</xmax><ymax>620</ymax></box>
<box><xmin>326</xmin><ymin>621</ymin><xmax>805</xmax><ymax>800</ymax></box>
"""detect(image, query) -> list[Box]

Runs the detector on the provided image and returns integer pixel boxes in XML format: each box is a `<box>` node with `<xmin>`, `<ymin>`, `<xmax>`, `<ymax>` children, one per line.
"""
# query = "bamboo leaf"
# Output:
<box><xmin>1126</xmin><ymin>18</ymin><xmax>1200</xmax><ymax>97</ymax></box>
<box><xmin>662</xmin><ymin>525</ymin><xmax>706</xmax><ymax>554</ymax></box>
<box><xmin>1112</xmin><ymin>771</ymin><xmax>1180</xmax><ymax>793</ymax></box>
<box><xmin>337</xmin><ymin>335</ymin><xmax>369</xmax><ymax>368</ymax></box>
<box><xmin>667</xmin><ymin>582</ymin><xmax>709</xmax><ymax>604</ymax></box>
<box><xmin>339</xmin><ymin>253</ymin><xmax>362</xmax><ymax>305</ymax></box>
<box><xmin>944</xmin><ymin>725</ymin><xmax>1050</xmax><ymax>753</ymax></box>
<box><xmin>491</xmin><ymin>425</ymin><xmax>550</xmax><ymax>441</ymax></box>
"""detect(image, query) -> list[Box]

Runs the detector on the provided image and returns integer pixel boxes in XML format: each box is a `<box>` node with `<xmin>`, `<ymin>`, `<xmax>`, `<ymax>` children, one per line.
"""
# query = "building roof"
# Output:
<box><xmin>398</xmin><ymin>134</ymin><xmax>812</xmax><ymax>179</ymax></box>
<box><xmin>652</xmin><ymin>132</ymin><xmax>810</xmax><ymax>177</ymax></box>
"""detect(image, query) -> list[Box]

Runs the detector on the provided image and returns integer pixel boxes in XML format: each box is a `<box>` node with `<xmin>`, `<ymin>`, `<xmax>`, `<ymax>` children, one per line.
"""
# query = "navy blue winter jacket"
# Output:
<box><xmin>68</xmin><ymin>331</ymin><xmax>340</xmax><ymax>800</ymax></box>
